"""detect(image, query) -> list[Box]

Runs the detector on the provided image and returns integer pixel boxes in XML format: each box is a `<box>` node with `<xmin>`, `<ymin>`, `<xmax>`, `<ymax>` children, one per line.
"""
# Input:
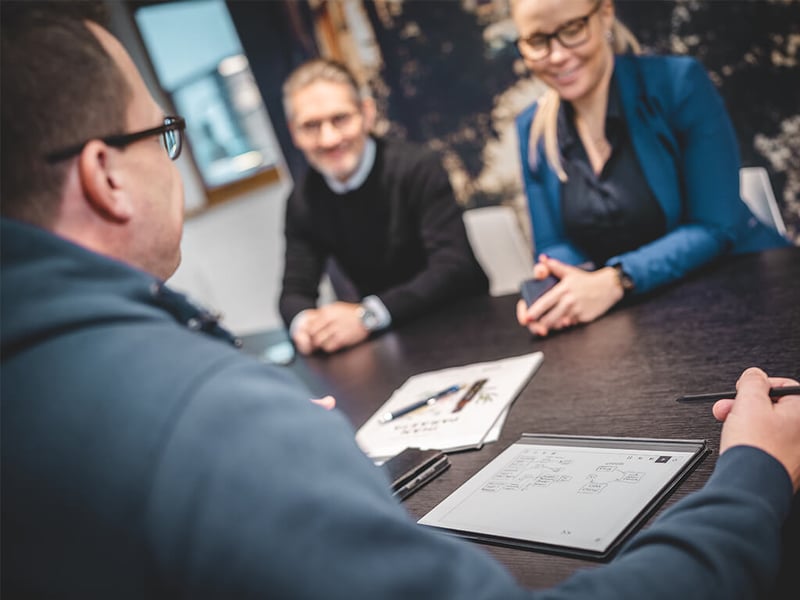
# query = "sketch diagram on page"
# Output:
<box><xmin>429</xmin><ymin>445</ymin><xmax>693</xmax><ymax>551</ymax></box>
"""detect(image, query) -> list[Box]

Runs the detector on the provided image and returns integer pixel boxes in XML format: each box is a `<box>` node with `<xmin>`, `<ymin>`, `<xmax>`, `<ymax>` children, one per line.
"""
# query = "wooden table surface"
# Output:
<box><xmin>243</xmin><ymin>247</ymin><xmax>799</xmax><ymax>596</ymax></box>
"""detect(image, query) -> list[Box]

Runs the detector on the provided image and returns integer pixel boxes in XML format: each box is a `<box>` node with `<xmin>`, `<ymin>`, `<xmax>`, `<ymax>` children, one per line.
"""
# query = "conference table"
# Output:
<box><xmin>242</xmin><ymin>247</ymin><xmax>799</xmax><ymax>596</ymax></box>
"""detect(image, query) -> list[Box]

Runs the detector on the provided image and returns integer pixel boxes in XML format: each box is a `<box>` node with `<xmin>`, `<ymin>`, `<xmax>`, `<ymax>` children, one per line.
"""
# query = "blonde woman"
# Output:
<box><xmin>513</xmin><ymin>0</ymin><xmax>789</xmax><ymax>337</ymax></box>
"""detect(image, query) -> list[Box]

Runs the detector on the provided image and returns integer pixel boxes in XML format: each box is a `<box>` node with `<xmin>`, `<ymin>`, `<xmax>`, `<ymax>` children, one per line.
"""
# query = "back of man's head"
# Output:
<box><xmin>0</xmin><ymin>1</ymin><xmax>129</xmax><ymax>226</ymax></box>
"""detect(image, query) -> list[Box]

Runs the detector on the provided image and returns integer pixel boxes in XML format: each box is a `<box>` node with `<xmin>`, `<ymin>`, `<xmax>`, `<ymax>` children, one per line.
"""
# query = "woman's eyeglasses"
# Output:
<box><xmin>515</xmin><ymin>1</ymin><xmax>602</xmax><ymax>61</ymax></box>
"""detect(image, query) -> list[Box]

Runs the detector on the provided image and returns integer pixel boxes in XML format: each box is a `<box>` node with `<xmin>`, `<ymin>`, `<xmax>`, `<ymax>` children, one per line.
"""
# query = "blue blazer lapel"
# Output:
<box><xmin>517</xmin><ymin>103</ymin><xmax>564</xmax><ymax>233</ymax></box>
<box><xmin>614</xmin><ymin>55</ymin><xmax>682</xmax><ymax>230</ymax></box>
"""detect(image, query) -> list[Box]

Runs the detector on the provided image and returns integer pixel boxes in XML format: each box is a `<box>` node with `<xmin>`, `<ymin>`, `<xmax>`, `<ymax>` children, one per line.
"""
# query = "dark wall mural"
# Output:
<box><xmin>364</xmin><ymin>0</ymin><xmax>800</xmax><ymax>240</ymax></box>
<box><xmin>237</xmin><ymin>0</ymin><xmax>799</xmax><ymax>241</ymax></box>
<box><xmin>363</xmin><ymin>0</ymin><xmax>520</xmax><ymax>206</ymax></box>
<box><xmin>362</xmin><ymin>1</ymin><xmax>528</xmax><ymax>210</ymax></box>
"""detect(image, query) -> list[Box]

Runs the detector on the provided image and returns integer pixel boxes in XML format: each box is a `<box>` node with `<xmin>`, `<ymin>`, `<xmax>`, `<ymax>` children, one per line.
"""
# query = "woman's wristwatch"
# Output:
<box><xmin>612</xmin><ymin>264</ymin><xmax>635</xmax><ymax>296</ymax></box>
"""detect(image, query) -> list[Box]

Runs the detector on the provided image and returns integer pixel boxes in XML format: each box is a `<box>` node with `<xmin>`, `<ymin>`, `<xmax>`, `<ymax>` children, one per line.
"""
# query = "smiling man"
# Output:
<box><xmin>279</xmin><ymin>59</ymin><xmax>488</xmax><ymax>355</ymax></box>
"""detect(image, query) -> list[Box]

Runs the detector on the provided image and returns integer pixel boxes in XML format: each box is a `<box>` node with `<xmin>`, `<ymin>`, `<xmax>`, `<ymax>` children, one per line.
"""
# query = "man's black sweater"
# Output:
<box><xmin>279</xmin><ymin>137</ymin><xmax>488</xmax><ymax>327</ymax></box>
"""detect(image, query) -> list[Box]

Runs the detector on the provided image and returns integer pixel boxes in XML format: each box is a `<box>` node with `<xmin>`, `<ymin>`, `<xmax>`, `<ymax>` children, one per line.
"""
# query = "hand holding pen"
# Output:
<box><xmin>711</xmin><ymin>369</ymin><xmax>800</xmax><ymax>492</ymax></box>
<box><xmin>378</xmin><ymin>384</ymin><xmax>462</xmax><ymax>424</ymax></box>
<box><xmin>677</xmin><ymin>385</ymin><xmax>800</xmax><ymax>403</ymax></box>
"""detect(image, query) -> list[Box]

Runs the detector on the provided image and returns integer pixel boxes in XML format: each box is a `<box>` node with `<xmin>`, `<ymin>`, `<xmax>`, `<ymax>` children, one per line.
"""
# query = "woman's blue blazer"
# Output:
<box><xmin>516</xmin><ymin>54</ymin><xmax>789</xmax><ymax>294</ymax></box>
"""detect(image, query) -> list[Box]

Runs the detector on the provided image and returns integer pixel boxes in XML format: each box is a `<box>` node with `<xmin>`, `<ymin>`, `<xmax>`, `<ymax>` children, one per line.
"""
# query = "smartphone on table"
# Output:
<box><xmin>380</xmin><ymin>447</ymin><xmax>450</xmax><ymax>501</ymax></box>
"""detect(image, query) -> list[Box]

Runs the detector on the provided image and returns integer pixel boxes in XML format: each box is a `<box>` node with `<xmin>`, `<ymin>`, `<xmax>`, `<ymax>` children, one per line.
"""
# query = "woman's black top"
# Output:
<box><xmin>558</xmin><ymin>75</ymin><xmax>666</xmax><ymax>266</ymax></box>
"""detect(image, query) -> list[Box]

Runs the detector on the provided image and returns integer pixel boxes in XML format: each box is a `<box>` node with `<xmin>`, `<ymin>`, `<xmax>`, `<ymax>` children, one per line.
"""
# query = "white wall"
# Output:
<box><xmin>106</xmin><ymin>1</ymin><xmax>209</xmax><ymax>213</ymax></box>
<box><xmin>108</xmin><ymin>1</ymin><xmax>293</xmax><ymax>335</ymax></box>
<box><xmin>167</xmin><ymin>179</ymin><xmax>293</xmax><ymax>335</ymax></box>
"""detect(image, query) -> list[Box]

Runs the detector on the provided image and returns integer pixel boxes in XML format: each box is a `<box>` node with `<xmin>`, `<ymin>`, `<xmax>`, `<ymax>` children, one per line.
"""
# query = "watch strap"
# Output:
<box><xmin>357</xmin><ymin>295</ymin><xmax>391</xmax><ymax>331</ymax></box>
<box><xmin>612</xmin><ymin>264</ymin><xmax>635</xmax><ymax>296</ymax></box>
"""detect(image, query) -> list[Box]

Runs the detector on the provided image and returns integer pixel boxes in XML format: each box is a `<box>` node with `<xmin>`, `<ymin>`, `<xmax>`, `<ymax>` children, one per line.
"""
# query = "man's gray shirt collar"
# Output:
<box><xmin>324</xmin><ymin>137</ymin><xmax>376</xmax><ymax>195</ymax></box>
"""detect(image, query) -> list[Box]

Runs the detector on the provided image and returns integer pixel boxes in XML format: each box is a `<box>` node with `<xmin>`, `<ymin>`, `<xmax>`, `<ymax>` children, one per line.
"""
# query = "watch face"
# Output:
<box><xmin>360</xmin><ymin>307</ymin><xmax>380</xmax><ymax>331</ymax></box>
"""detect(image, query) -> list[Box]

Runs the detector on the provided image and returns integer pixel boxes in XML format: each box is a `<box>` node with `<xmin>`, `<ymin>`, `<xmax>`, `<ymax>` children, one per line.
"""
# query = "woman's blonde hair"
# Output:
<box><xmin>527</xmin><ymin>7</ymin><xmax>641</xmax><ymax>181</ymax></box>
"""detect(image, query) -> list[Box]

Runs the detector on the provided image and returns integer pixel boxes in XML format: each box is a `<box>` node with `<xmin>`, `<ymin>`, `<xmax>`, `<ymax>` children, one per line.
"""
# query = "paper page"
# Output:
<box><xmin>444</xmin><ymin>406</ymin><xmax>509</xmax><ymax>453</ymax></box>
<box><xmin>418</xmin><ymin>440</ymin><xmax>696</xmax><ymax>553</ymax></box>
<box><xmin>355</xmin><ymin>352</ymin><xmax>543</xmax><ymax>460</ymax></box>
<box><xmin>481</xmin><ymin>406</ymin><xmax>509</xmax><ymax>445</ymax></box>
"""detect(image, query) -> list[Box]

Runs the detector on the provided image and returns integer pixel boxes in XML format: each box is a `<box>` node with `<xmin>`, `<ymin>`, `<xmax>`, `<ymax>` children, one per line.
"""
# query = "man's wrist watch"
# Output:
<box><xmin>356</xmin><ymin>304</ymin><xmax>381</xmax><ymax>332</ymax></box>
<box><xmin>612</xmin><ymin>264</ymin><xmax>635</xmax><ymax>296</ymax></box>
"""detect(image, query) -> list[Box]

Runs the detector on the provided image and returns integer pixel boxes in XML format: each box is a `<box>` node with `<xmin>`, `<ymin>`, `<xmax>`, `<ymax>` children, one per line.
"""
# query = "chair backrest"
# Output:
<box><xmin>739</xmin><ymin>167</ymin><xmax>787</xmax><ymax>236</ymax></box>
<box><xmin>463</xmin><ymin>205</ymin><xmax>534</xmax><ymax>297</ymax></box>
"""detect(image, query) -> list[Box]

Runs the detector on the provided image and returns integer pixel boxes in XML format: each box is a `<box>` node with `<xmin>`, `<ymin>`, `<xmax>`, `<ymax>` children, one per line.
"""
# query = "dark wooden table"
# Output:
<box><xmin>243</xmin><ymin>247</ymin><xmax>799</xmax><ymax>596</ymax></box>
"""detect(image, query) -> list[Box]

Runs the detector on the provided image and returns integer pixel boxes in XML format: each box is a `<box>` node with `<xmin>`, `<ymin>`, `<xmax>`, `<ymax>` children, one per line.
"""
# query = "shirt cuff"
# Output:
<box><xmin>289</xmin><ymin>310</ymin><xmax>311</xmax><ymax>337</ymax></box>
<box><xmin>362</xmin><ymin>295</ymin><xmax>392</xmax><ymax>330</ymax></box>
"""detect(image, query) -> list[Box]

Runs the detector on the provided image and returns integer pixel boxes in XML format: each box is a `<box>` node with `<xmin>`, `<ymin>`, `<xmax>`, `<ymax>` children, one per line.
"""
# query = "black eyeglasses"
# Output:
<box><xmin>45</xmin><ymin>115</ymin><xmax>186</xmax><ymax>163</ymax></box>
<box><xmin>294</xmin><ymin>111</ymin><xmax>360</xmax><ymax>140</ymax></box>
<box><xmin>515</xmin><ymin>1</ymin><xmax>603</xmax><ymax>61</ymax></box>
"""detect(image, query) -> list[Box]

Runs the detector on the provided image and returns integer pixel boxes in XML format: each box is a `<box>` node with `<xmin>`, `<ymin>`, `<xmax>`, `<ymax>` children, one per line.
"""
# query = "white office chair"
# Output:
<box><xmin>739</xmin><ymin>166</ymin><xmax>787</xmax><ymax>236</ymax></box>
<box><xmin>463</xmin><ymin>205</ymin><xmax>534</xmax><ymax>297</ymax></box>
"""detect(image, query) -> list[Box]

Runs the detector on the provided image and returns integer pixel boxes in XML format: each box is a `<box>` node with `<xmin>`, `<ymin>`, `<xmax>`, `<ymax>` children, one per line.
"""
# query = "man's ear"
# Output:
<box><xmin>77</xmin><ymin>140</ymin><xmax>133</xmax><ymax>223</ymax></box>
<box><xmin>361</xmin><ymin>97</ymin><xmax>377</xmax><ymax>133</ymax></box>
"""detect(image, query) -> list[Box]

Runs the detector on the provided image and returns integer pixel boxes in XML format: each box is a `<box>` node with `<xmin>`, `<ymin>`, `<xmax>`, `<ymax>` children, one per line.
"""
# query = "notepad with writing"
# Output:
<box><xmin>355</xmin><ymin>353</ymin><xmax>543</xmax><ymax>462</ymax></box>
<box><xmin>418</xmin><ymin>434</ymin><xmax>708</xmax><ymax>560</ymax></box>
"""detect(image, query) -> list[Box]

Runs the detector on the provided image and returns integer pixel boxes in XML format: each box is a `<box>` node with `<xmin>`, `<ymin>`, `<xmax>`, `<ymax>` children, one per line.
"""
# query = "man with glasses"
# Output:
<box><xmin>2</xmin><ymin>4</ymin><xmax>187</xmax><ymax>284</ymax></box>
<box><xmin>279</xmin><ymin>59</ymin><xmax>488</xmax><ymax>355</ymax></box>
<box><xmin>3</xmin><ymin>4</ymin><xmax>800</xmax><ymax>599</ymax></box>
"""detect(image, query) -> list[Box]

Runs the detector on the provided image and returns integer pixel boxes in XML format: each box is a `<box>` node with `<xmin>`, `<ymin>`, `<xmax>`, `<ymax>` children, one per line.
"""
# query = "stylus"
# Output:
<box><xmin>676</xmin><ymin>385</ymin><xmax>800</xmax><ymax>403</ymax></box>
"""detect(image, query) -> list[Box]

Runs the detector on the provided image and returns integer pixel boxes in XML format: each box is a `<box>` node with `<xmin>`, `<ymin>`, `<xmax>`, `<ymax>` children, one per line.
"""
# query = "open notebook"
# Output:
<box><xmin>356</xmin><ymin>352</ymin><xmax>543</xmax><ymax>461</ymax></box>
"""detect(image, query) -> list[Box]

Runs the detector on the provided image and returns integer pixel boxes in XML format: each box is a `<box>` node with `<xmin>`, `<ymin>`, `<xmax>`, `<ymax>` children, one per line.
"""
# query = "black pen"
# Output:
<box><xmin>452</xmin><ymin>378</ymin><xmax>488</xmax><ymax>413</ymax></box>
<box><xmin>378</xmin><ymin>384</ymin><xmax>462</xmax><ymax>424</ymax></box>
<box><xmin>677</xmin><ymin>385</ymin><xmax>800</xmax><ymax>403</ymax></box>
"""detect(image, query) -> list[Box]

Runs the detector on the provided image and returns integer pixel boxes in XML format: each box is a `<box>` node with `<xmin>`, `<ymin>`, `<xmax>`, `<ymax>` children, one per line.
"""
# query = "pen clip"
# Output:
<box><xmin>452</xmin><ymin>378</ymin><xmax>488</xmax><ymax>413</ymax></box>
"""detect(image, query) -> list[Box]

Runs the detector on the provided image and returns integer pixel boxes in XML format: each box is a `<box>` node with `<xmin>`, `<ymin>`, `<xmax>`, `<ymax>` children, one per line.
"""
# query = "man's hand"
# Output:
<box><xmin>291</xmin><ymin>302</ymin><xmax>369</xmax><ymax>354</ymax></box>
<box><xmin>714</xmin><ymin>367</ymin><xmax>800</xmax><ymax>492</ymax></box>
<box><xmin>516</xmin><ymin>255</ymin><xmax>623</xmax><ymax>337</ymax></box>
<box><xmin>291</xmin><ymin>314</ymin><xmax>316</xmax><ymax>355</ymax></box>
<box><xmin>310</xmin><ymin>395</ymin><xmax>336</xmax><ymax>410</ymax></box>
